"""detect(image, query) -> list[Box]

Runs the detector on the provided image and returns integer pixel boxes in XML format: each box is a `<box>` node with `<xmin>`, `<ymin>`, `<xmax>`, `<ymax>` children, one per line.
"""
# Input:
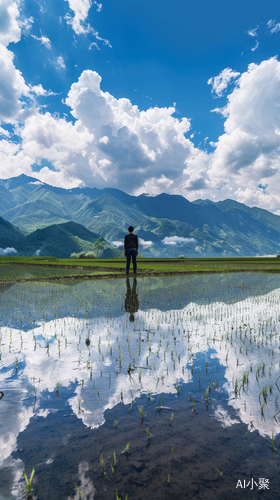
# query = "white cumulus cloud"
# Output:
<box><xmin>111</xmin><ymin>241</ymin><xmax>123</xmax><ymax>247</ymax></box>
<box><xmin>3</xmin><ymin>53</ymin><xmax>280</xmax><ymax>213</ymax></box>
<box><xmin>0</xmin><ymin>0</ymin><xmax>21</xmax><ymax>46</ymax></box>
<box><xmin>208</xmin><ymin>68</ymin><xmax>240</xmax><ymax>98</ymax></box>
<box><xmin>0</xmin><ymin>126</ymin><xmax>10</xmax><ymax>137</ymax></box>
<box><xmin>64</xmin><ymin>0</ymin><xmax>111</xmax><ymax>47</ymax></box>
<box><xmin>59</xmin><ymin>70</ymin><xmax>196</xmax><ymax>191</ymax></box>
<box><xmin>162</xmin><ymin>236</ymin><xmax>197</xmax><ymax>245</ymax></box>
<box><xmin>251</xmin><ymin>40</ymin><xmax>259</xmax><ymax>52</ymax></box>
<box><xmin>0</xmin><ymin>44</ymin><xmax>55</xmax><ymax>125</ymax></box>
<box><xmin>0</xmin><ymin>247</ymin><xmax>17</xmax><ymax>255</ymax></box>
<box><xmin>267</xmin><ymin>19</ymin><xmax>280</xmax><ymax>34</ymax></box>
<box><xmin>54</xmin><ymin>56</ymin><xmax>66</xmax><ymax>69</ymax></box>
<box><xmin>139</xmin><ymin>238</ymin><xmax>153</xmax><ymax>247</ymax></box>
<box><xmin>0</xmin><ymin>44</ymin><xmax>30</xmax><ymax>123</ymax></box>
<box><xmin>247</xmin><ymin>26</ymin><xmax>258</xmax><ymax>37</ymax></box>
<box><xmin>93</xmin><ymin>1</ymin><xmax>102</xmax><ymax>12</ymax></box>
<box><xmin>20</xmin><ymin>110</ymin><xmax>94</xmax><ymax>164</ymax></box>
<box><xmin>31</xmin><ymin>34</ymin><xmax>51</xmax><ymax>49</ymax></box>
<box><xmin>208</xmin><ymin>57</ymin><xmax>280</xmax><ymax>211</ymax></box>
<box><xmin>65</xmin><ymin>0</ymin><xmax>93</xmax><ymax>35</ymax></box>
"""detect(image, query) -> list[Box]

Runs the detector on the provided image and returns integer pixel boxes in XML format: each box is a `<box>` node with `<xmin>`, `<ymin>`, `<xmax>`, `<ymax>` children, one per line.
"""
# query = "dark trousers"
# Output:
<box><xmin>126</xmin><ymin>248</ymin><xmax>137</xmax><ymax>273</ymax></box>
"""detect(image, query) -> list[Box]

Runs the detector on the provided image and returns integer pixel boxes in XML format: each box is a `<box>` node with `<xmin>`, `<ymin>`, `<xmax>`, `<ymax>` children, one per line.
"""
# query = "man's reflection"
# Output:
<box><xmin>125</xmin><ymin>277</ymin><xmax>139</xmax><ymax>322</ymax></box>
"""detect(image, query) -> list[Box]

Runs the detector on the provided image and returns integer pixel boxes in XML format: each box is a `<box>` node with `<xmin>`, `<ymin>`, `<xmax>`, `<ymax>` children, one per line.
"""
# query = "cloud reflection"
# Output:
<box><xmin>1</xmin><ymin>276</ymin><xmax>280</xmax><ymax>495</ymax></box>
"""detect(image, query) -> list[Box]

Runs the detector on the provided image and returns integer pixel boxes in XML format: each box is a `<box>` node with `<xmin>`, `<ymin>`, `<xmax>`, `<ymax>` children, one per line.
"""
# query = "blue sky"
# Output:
<box><xmin>1</xmin><ymin>0</ymin><xmax>280</xmax><ymax>211</ymax></box>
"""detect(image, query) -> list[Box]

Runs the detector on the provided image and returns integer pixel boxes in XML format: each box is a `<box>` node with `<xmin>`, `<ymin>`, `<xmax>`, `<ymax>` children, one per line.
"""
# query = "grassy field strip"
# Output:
<box><xmin>1</xmin><ymin>261</ymin><xmax>125</xmax><ymax>271</ymax></box>
<box><xmin>4</xmin><ymin>261</ymin><xmax>280</xmax><ymax>274</ymax></box>
<box><xmin>1</xmin><ymin>256</ymin><xmax>280</xmax><ymax>282</ymax></box>
<box><xmin>3</xmin><ymin>258</ymin><xmax>280</xmax><ymax>271</ymax></box>
<box><xmin>0</xmin><ymin>264</ymin><xmax>123</xmax><ymax>282</ymax></box>
<box><xmin>3</xmin><ymin>256</ymin><xmax>280</xmax><ymax>266</ymax></box>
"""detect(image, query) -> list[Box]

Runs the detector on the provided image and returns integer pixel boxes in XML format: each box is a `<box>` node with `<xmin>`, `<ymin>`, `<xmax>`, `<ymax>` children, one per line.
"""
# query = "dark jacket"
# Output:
<box><xmin>124</xmin><ymin>233</ymin><xmax>138</xmax><ymax>251</ymax></box>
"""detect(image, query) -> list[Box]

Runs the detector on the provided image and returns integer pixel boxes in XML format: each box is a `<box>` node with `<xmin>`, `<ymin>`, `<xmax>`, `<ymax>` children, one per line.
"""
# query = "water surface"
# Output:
<box><xmin>1</xmin><ymin>274</ymin><xmax>280</xmax><ymax>499</ymax></box>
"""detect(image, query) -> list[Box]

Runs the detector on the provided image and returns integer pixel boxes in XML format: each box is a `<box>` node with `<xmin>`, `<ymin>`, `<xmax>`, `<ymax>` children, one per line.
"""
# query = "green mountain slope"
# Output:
<box><xmin>0</xmin><ymin>217</ymin><xmax>24</xmax><ymax>249</ymax></box>
<box><xmin>18</xmin><ymin>221</ymin><xmax>122</xmax><ymax>258</ymax></box>
<box><xmin>1</xmin><ymin>186</ymin><xmax>90</xmax><ymax>232</ymax></box>
<box><xmin>2</xmin><ymin>174</ymin><xmax>280</xmax><ymax>257</ymax></box>
<box><xmin>0</xmin><ymin>185</ymin><xmax>16</xmax><ymax>213</ymax></box>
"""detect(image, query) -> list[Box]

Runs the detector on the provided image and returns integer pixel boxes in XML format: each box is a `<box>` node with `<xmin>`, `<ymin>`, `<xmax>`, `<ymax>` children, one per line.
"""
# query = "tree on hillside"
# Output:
<box><xmin>94</xmin><ymin>237</ymin><xmax>105</xmax><ymax>256</ymax></box>
<box><xmin>70</xmin><ymin>251</ymin><xmax>96</xmax><ymax>259</ymax></box>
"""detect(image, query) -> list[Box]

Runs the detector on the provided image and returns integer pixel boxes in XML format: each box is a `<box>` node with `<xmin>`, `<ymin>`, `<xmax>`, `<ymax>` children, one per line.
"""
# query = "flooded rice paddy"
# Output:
<box><xmin>1</xmin><ymin>273</ymin><xmax>280</xmax><ymax>499</ymax></box>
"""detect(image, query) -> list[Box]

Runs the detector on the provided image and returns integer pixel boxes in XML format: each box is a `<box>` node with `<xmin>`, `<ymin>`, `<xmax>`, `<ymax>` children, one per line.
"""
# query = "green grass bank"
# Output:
<box><xmin>1</xmin><ymin>256</ymin><xmax>280</xmax><ymax>282</ymax></box>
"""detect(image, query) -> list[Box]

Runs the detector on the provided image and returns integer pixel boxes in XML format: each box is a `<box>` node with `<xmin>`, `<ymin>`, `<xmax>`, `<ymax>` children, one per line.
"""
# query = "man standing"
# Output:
<box><xmin>124</xmin><ymin>226</ymin><xmax>138</xmax><ymax>275</ymax></box>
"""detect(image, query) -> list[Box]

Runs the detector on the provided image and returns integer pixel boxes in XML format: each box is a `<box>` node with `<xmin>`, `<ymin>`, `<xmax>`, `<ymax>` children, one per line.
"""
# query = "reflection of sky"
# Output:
<box><xmin>1</xmin><ymin>275</ymin><xmax>280</xmax><ymax>496</ymax></box>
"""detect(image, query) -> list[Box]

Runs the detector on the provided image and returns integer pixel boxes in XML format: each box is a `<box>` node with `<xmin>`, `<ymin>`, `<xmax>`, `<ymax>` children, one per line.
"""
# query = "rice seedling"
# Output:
<box><xmin>116</xmin><ymin>492</ymin><xmax>128</xmax><ymax>500</ymax></box>
<box><xmin>99</xmin><ymin>454</ymin><xmax>105</xmax><ymax>474</ymax></box>
<box><xmin>138</xmin><ymin>405</ymin><xmax>146</xmax><ymax>421</ymax></box>
<box><xmin>22</xmin><ymin>467</ymin><xmax>35</xmax><ymax>494</ymax></box>
<box><xmin>127</xmin><ymin>362</ymin><xmax>133</xmax><ymax>375</ymax></box>
<box><xmin>56</xmin><ymin>382</ymin><xmax>60</xmax><ymax>397</ymax></box>
<box><xmin>74</xmin><ymin>482</ymin><xmax>82</xmax><ymax>499</ymax></box>
<box><xmin>111</xmin><ymin>451</ymin><xmax>118</xmax><ymax>473</ymax></box>
<box><xmin>121</xmin><ymin>442</ymin><xmax>130</xmax><ymax>455</ymax></box>
<box><xmin>147</xmin><ymin>390</ymin><xmax>154</xmax><ymax>401</ymax></box>
<box><xmin>269</xmin><ymin>425</ymin><xmax>277</xmax><ymax>454</ymax></box>
<box><xmin>273</xmin><ymin>410</ymin><xmax>280</xmax><ymax>423</ymax></box>
<box><xmin>145</xmin><ymin>428</ymin><xmax>153</xmax><ymax>439</ymax></box>
<box><xmin>215</xmin><ymin>468</ymin><xmax>223</xmax><ymax>481</ymax></box>
<box><xmin>171</xmin><ymin>447</ymin><xmax>174</xmax><ymax>460</ymax></box>
<box><xmin>170</xmin><ymin>412</ymin><xmax>174</xmax><ymax>424</ymax></box>
<box><xmin>234</xmin><ymin>378</ymin><xmax>239</xmax><ymax>397</ymax></box>
<box><xmin>205</xmin><ymin>379</ymin><xmax>212</xmax><ymax>403</ymax></box>
<box><xmin>241</xmin><ymin>372</ymin><xmax>249</xmax><ymax>391</ymax></box>
<box><xmin>260</xmin><ymin>385</ymin><xmax>268</xmax><ymax>404</ymax></box>
<box><xmin>167</xmin><ymin>473</ymin><xmax>170</xmax><ymax>485</ymax></box>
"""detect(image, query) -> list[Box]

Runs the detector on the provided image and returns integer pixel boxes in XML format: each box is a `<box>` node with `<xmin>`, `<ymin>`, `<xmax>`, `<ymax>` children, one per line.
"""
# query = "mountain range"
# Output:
<box><xmin>1</xmin><ymin>173</ymin><xmax>280</xmax><ymax>258</ymax></box>
<box><xmin>0</xmin><ymin>216</ymin><xmax>122</xmax><ymax>259</ymax></box>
